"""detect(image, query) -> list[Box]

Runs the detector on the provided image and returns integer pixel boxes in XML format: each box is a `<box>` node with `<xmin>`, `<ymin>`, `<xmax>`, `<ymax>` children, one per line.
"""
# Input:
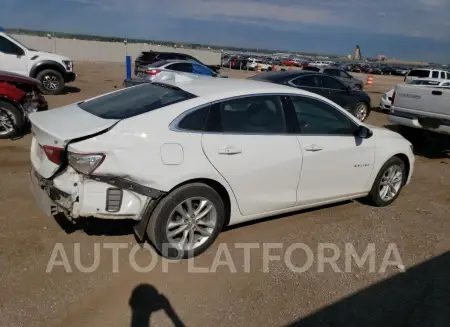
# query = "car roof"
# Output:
<box><xmin>160</xmin><ymin>75</ymin><xmax>310</xmax><ymax>99</ymax></box>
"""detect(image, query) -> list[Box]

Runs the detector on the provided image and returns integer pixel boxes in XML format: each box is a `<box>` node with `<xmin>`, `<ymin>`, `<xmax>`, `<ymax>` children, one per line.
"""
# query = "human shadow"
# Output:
<box><xmin>129</xmin><ymin>283</ymin><xmax>186</xmax><ymax>327</ymax></box>
<box><xmin>286</xmin><ymin>251</ymin><xmax>450</xmax><ymax>327</ymax></box>
<box><xmin>384</xmin><ymin>124</ymin><xmax>450</xmax><ymax>159</ymax></box>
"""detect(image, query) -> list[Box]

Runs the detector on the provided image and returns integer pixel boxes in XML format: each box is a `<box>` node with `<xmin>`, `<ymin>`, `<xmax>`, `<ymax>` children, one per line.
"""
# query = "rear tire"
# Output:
<box><xmin>36</xmin><ymin>69</ymin><xmax>65</xmax><ymax>95</ymax></box>
<box><xmin>147</xmin><ymin>183</ymin><xmax>225</xmax><ymax>259</ymax></box>
<box><xmin>0</xmin><ymin>100</ymin><xmax>24</xmax><ymax>139</ymax></box>
<box><xmin>366</xmin><ymin>156</ymin><xmax>406</xmax><ymax>207</ymax></box>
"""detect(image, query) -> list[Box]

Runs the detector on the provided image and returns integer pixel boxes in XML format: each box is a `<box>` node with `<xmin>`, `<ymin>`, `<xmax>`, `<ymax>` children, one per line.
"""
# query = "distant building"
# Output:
<box><xmin>354</xmin><ymin>45</ymin><xmax>362</xmax><ymax>60</ymax></box>
<box><xmin>377</xmin><ymin>54</ymin><xmax>386</xmax><ymax>61</ymax></box>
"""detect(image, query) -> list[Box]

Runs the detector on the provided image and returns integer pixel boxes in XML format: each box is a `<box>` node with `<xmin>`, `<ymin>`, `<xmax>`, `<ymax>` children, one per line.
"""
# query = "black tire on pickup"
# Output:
<box><xmin>36</xmin><ymin>69</ymin><xmax>65</xmax><ymax>95</ymax></box>
<box><xmin>0</xmin><ymin>100</ymin><xmax>24</xmax><ymax>139</ymax></box>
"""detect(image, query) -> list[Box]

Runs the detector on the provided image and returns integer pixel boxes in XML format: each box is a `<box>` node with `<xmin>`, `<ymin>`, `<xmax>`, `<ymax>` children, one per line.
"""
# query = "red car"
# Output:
<box><xmin>0</xmin><ymin>71</ymin><xmax>48</xmax><ymax>139</ymax></box>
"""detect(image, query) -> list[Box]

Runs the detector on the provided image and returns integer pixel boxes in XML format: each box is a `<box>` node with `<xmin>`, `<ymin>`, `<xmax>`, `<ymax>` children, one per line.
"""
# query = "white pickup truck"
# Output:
<box><xmin>389</xmin><ymin>84</ymin><xmax>450</xmax><ymax>135</ymax></box>
<box><xmin>0</xmin><ymin>28</ymin><xmax>75</xmax><ymax>95</ymax></box>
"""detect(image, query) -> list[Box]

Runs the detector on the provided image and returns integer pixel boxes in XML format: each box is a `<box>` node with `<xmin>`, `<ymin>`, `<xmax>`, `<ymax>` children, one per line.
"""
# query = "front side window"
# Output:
<box><xmin>208</xmin><ymin>95</ymin><xmax>286</xmax><ymax>134</ymax></box>
<box><xmin>321</xmin><ymin>76</ymin><xmax>347</xmax><ymax>90</ymax></box>
<box><xmin>324</xmin><ymin>69</ymin><xmax>339</xmax><ymax>77</ymax></box>
<box><xmin>0</xmin><ymin>36</ymin><xmax>22</xmax><ymax>55</ymax></box>
<box><xmin>441</xmin><ymin>71</ymin><xmax>446</xmax><ymax>79</ymax></box>
<box><xmin>290</xmin><ymin>96</ymin><xmax>356</xmax><ymax>135</ymax></box>
<box><xmin>432</xmin><ymin>71</ymin><xmax>439</xmax><ymax>78</ymax></box>
<box><xmin>339</xmin><ymin>70</ymin><xmax>351</xmax><ymax>78</ymax></box>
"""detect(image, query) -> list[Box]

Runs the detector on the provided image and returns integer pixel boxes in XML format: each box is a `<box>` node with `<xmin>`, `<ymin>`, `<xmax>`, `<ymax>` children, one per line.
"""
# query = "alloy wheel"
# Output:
<box><xmin>379</xmin><ymin>165</ymin><xmax>403</xmax><ymax>202</ymax></box>
<box><xmin>42</xmin><ymin>75</ymin><xmax>60</xmax><ymax>91</ymax></box>
<box><xmin>166</xmin><ymin>197</ymin><xmax>218</xmax><ymax>251</ymax></box>
<box><xmin>0</xmin><ymin>108</ymin><xmax>15</xmax><ymax>136</ymax></box>
<box><xmin>355</xmin><ymin>103</ymin><xmax>368</xmax><ymax>121</ymax></box>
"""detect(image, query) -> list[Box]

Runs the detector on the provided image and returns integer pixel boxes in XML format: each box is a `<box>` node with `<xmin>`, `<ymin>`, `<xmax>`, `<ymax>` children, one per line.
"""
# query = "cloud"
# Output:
<box><xmin>61</xmin><ymin>0</ymin><xmax>450</xmax><ymax>39</ymax></box>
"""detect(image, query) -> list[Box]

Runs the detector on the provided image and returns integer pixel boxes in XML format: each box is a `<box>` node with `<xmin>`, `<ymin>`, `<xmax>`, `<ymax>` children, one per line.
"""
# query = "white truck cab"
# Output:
<box><xmin>0</xmin><ymin>27</ymin><xmax>76</xmax><ymax>95</ymax></box>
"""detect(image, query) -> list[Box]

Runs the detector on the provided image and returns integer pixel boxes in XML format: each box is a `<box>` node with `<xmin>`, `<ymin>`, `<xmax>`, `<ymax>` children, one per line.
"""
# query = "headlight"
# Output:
<box><xmin>63</xmin><ymin>60</ymin><xmax>73</xmax><ymax>72</ymax></box>
<box><xmin>68</xmin><ymin>152</ymin><xmax>105</xmax><ymax>175</ymax></box>
<box><xmin>382</xmin><ymin>93</ymin><xmax>387</xmax><ymax>100</ymax></box>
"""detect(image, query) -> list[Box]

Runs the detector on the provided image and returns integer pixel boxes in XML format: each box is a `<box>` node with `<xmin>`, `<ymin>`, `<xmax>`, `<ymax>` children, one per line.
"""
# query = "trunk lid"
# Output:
<box><xmin>29</xmin><ymin>103</ymin><xmax>119</xmax><ymax>178</ymax></box>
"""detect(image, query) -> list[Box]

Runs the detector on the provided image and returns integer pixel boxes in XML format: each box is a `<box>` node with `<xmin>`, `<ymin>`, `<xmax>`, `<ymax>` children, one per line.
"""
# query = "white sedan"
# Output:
<box><xmin>29</xmin><ymin>76</ymin><xmax>414</xmax><ymax>258</ymax></box>
<box><xmin>380</xmin><ymin>78</ymin><xmax>450</xmax><ymax>111</ymax></box>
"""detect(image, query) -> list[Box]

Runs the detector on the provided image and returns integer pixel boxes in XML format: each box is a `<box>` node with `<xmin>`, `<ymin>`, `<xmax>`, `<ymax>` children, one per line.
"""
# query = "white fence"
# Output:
<box><xmin>11</xmin><ymin>34</ymin><xmax>222</xmax><ymax>65</ymax></box>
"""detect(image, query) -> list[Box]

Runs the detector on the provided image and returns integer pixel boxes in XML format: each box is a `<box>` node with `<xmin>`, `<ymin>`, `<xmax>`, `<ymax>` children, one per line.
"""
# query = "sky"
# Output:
<box><xmin>1</xmin><ymin>0</ymin><xmax>449</xmax><ymax>63</ymax></box>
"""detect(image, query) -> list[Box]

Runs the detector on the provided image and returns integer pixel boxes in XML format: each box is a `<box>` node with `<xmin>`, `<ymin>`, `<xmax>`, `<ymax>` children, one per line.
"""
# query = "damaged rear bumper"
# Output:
<box><xmin>29</xmin><ymin>166</ymin><xmax>165</xmax><ymax>222</ymax></box>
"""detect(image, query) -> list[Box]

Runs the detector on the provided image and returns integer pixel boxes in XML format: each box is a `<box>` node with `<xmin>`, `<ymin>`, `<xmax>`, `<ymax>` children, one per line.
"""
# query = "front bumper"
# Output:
<box><xmin>29</xmin><ymin>166</ymin><xmax>160</xmax><ymax>220</ymax></box>
<box><xmin>63</xmin><ymin>72</ymin><xmax>76</xmax><ymax>83</ymax></box>
<box><xmin>379</xmin><ymin>97</ymin><xmax>391</xmax><ymax>110</ymax></box>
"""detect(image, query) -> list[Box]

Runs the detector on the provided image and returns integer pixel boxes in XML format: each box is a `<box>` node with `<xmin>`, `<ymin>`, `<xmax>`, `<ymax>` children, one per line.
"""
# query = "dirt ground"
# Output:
<box><xmin>1</xmin><ymin>62</ymin><xmax>449</xmax><ymax>327</ymax></box>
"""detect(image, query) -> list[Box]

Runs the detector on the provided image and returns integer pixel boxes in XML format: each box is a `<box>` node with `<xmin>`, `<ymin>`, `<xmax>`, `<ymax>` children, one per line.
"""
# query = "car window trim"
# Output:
<box><xmin>169</xmin><ymin>93</ymin><xmax>296</xmax><ymax>135</ymax></box>
<box><xmin>284</xmin><ymin>95</ymin><xmax>360</xmax><ymax>136</ymax></box>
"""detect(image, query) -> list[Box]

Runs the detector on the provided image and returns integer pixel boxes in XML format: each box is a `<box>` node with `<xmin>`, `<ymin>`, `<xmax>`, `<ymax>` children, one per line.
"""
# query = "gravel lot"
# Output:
<box><xmin>1</xmin><ymin>62</ymin><xmax>449</xmax><ymax>327</ymax></box>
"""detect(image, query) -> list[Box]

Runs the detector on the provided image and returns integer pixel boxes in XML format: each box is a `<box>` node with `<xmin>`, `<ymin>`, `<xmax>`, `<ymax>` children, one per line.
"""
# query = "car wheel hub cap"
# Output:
<box><xmin>0</xmin><ymin>109</ymin><xmax>15</xmax><ymax>135</ymax></box>
<box><xmin>43</xmin><ymin>75</ymin><xmax>59</xmax><ymax>90</ymax></box>
<box><xmin>166</xmin><ymin>197</ymin><xmax>217</xmax><ymax>251</ymax></box>
<box><xmin>379</xmin><ymin>165</ymin><xmax>403</xmax><ymax>202</ymax></box>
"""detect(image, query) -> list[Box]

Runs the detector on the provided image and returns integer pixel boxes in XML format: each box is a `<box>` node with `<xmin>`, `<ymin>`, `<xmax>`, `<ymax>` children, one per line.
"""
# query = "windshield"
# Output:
<box><xmin>78</xmin><ymin>83</ymin><xmax>197</xmax><ymax>119</ymax></box>
<box><xmin>6</xmin><ymin>33</ymin><xmax>30</xmax><ymax>50</ymax></box>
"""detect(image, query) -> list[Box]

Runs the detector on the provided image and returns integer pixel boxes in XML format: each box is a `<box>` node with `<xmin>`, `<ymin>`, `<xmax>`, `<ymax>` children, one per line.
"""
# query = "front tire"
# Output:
<box><xmin>367</xmin><ymin>156</ymin><xmax>406</xmax><ymax>207</ymax></box>
<box><xmin>36</xmin><ymin>69</ymin><xmax>65</xmax><ymax>95</ymax></box>
<box><xmin>147</xmin><ymin>183</ymin><xmax>225</xmax><ymax>259</ymax></box>
<box><xmin>353</xmin><ymin>102</ymin><xmax>370</xmax><ymax>122</ymax></box>
<box><xmin>0</xmin><ymin>100</ymin><xmax>24</xmax><ymax>139</ymax></box>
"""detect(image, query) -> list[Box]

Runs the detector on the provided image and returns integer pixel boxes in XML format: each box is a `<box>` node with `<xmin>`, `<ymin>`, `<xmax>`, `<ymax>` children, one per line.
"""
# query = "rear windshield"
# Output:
<box><xmin>303</xmin><ymin>66</ymin><xmax>320</xmax><ymax>72</ymax></box>
<box><xmin>78</xmin><ymin>83</ymin><xmax>197</xmax><ymax>119</ymax></box>
<box><xmin>408</xmin><ymin>69</ymin><xmax>430</xmax><ymax>78</ymax></box>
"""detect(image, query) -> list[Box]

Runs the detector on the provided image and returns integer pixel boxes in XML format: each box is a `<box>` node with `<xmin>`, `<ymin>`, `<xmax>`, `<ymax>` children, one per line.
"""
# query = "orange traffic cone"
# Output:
<box><xmin>366</xmin><ymin>74</ymin><xmax>374</xmax><ymax>86</ymax></box>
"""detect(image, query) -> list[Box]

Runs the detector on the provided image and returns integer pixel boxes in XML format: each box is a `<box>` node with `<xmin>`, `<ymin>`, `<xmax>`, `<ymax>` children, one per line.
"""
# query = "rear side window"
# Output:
<box><xmin>408</xmin><ymin>69</ymin><xmax>430</xmax><ymax>78</ymax></box>
<box><xmin>78</xmin><ymin>83</ymin><xmax>197</xmax><ymax>119</ymax></box>
<box><xmin>148</xmin><ymin>60</ymin><xmax>168</xmax><ymax>68</ymax></box>
<box><xmin>441</xmin><ymin>71</ymin><xmax>446</xmax><ymax>79</ymax></box>
<box><xmin>177</xmin><ymin>106</ymin><xmax>210</xmax><ymax>131</ymax></box>
<box><xmin>192</xmin><ymin>63</ymin><xmax>214</xmax><ymax>76</ymax></box>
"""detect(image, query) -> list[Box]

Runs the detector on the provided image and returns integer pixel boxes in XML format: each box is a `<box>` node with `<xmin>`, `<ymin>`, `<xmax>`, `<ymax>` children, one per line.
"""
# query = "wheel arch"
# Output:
<box><xmin>168</xmin><ymin>178</ymin><xmax>232</xmax><ymax>227</ymax></box>
<box><xmin>392</xmin><ymin>153</ymin><xmax>411</xmax><ymax>183</ymax></box>
<box><xmin>30</xmin><ymin>61</ymin><xmax>65</xmax><ymax>78</ymax></box>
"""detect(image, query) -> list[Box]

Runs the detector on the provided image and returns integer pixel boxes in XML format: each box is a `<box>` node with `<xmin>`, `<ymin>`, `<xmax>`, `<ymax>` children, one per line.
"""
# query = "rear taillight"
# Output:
<box><xmin>67</xmin><ymin>152</ymin><xmax>105</xmax><ymax>175</ymax></box>
<box><xmin>404</xmin><ymin>76</ymin><xmax>406</xmax><ymax>82</ymax></box>
<box><xmin>146</xmin><ymin>69</ymin><xmax>161</xmax><ymax>76</ymax></box>
<box><xmin>391</xmin><ymin>91</ymin><xmax>396</xmax><ymax>105</ymax></box>
<box><xmin>41</xmin><ymin>145</ymin><xmax>64</xmax><ymax>165</ymax></box>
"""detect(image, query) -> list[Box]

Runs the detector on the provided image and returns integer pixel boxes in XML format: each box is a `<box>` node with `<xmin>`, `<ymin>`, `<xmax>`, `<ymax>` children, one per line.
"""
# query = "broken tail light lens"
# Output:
<box><xmin>146</xmin><ymin>69</ymin><xmax>161</xmax><ymax>76</ymax></box>
<box><xmin>68</xmin><ymin>152</ymin><xmax>105</xmax><ymax>175</ymax></box>
<box><xmin>41</xmin><ymin>145</ymin><xmax>64</xmax><ymax>165</ymax></box>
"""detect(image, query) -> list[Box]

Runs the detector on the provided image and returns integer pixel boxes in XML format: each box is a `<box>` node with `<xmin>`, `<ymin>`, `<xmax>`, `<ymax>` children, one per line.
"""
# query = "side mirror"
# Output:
<box><xmin>346</xmin><ymin>85</ymin><xmax>352</xmax><ymax>93</ymax></box>
<box><xmin>355</xmin><ymin>125</ymin><xmax>373</xmax><ymax>139</ymax></box>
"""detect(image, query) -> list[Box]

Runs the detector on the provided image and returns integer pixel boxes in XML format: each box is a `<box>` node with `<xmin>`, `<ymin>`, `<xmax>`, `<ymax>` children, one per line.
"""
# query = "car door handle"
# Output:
<box><xmin>304</xmin><ymin>144</ymin><xmax>323</xmax><ymax>152</ymax></box>
<box><xmin>218</xmin><ymin>146</ymin><xmax>242</xmax><ymax>155</ymax></box>
<box><xmin>432</xmin><ymin>90</ymin><xmax>442</xmax><ymax>95</ymax></box>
